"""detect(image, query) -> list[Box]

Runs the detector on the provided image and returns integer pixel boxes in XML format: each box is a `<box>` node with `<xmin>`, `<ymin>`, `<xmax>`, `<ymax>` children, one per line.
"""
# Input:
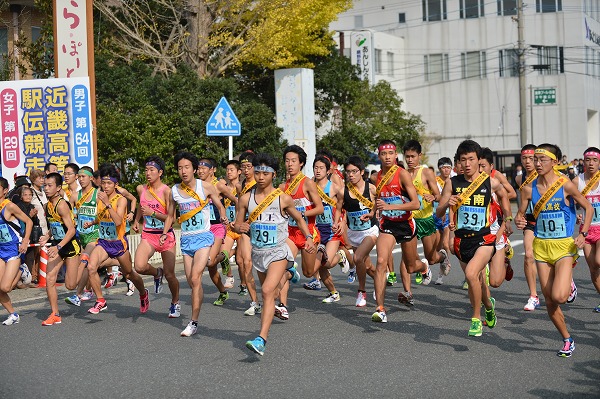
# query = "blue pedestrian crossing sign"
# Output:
<box><xmin>206</xmin><ymin>97</ymin><xmax>241</xmax><ymax>137</ymax></box>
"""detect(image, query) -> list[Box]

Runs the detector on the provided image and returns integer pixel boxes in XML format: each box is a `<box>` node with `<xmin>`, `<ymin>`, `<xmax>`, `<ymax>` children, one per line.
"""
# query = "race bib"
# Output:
<box><xmin>537</xmin><ymin>211</ymin><xmax>566</xmax><ymax>239</ymax></box>
<box><xmin>144</xmin><ymin>215</ymin><xmax>165</xmax><ymax>230</ymax></box>
<box><xmin>209</xmin><ymin>204</ymin><xmax>217</xmax><ymax>221</ymax></box>
<box><xmin>347</xmin><ymin>209</ymin><xmax>370</xmax><ymax>231</ymax></box>
<box><xmin>592</xmin><ymin>202</ymin><xmax>600</xmax><ymax>224</ymax></box>
<box><xmin>99</xmin><ymin>221</ymin><xmax>118</xmax><ymax>240</ymax></box>
<box><xmin>78</xmin><ymin>215</ymin><xmax>96</xmax><ymax>234</ymax></box>
<box><xmin>316</xmin><ymin>205</ymin><xmax>333</xmax><ymax>226</ymax></box>
<box><xmin>181</xmin><ymin>212</ymin><xmax>206</xmax><ymax>232</ymax></box>
<box><xmin>288</xmin><ymin>206</ymin><xmax>307</xmax><ymax>227</ymax></box>
<box><xmin>250</xmin><ymin>223</ymin><xmax>278</xmax><ymax>248</ymax></box>
<box><xmin>381</xmin><ymin>196</ymin><xmax>406</xmax><ymax>219</ymax></box>
<box><xmin>0</xmin><ymin>224</ymin><xmax>12</xmax><ymax>243</ymax></box>
<box><xmin>226</xmin><ymin>206</ymin><xmax>236</xmax><ymax>223</ymax></box>
<box><xmin>50</xmin><ymin>221</ymin><xmax>66</xmax><ymax>240</ymax></box>
<box><xmin>457</xmin><ymin>206</ymin><xmax>486</xmax><ymax>231</ymax></box>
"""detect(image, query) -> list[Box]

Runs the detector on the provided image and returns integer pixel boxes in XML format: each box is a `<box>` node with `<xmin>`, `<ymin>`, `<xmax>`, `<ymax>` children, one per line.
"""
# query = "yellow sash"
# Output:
<box><xmin>519</xmin><ymin>171</ymin><xmax>538</xmax><ymax>191</ymax></box>
<box><xmin>224</xmin><ymin>187</ymin><xmax>237</xmax><ymax>209</ymax></box>
<box><xmin>346</xmin><ymin>182</ymin><xmax>374</xmax><ymax>209</ymax></box>
<box><xmin>241</xmin><ymin>180</ymin><xmax>256</xmax><ymax>195</ymax></box>
<box><xmin>376</xmin><ymin>165</ymin><xmax>399</xmax><ymax>197</ymax></box>
<box><xmin>285</xmin><ymin>173</ymin><xmax>305</xmax><ymax>195</ymax></box>
<box><xmin>436</xmin><ymin>176</ymin><xmax>445</xmax><ymax>188</ymax></box>
<box><xmin>211</xmin><ymin>177</ymin><xmax>218</xmax><ymax>186</ymax></box>
<box><xmin>75</xmin><ymin>187</ymin><xmax>95</xmax><ymax>210</ymax></box>
<box><xmin>581</xmin><ymin>171</ymin><xmax>600</xmax><ymax>196</ymax></box>
<box><xmin>247</xmin><ymin>189</ymin><xmax>283</xmax><ymax>223</ymax></box>
<box><xmin>453</xmin><ymin>172</ymin><xmax>489</xmax><ymax>211</ymax></box>
<box><xmin>147</xmin><ymin>184</ymin><xmax>167</xmax><ymax>209</ymax></box>
<box><xmin>532</xmin><ymin>176</ymin><xmax>568</xmax><ymax>219</ymax></box>
<box><xmin>0</xmin><ymin>199</ymin><xmax>9</xmax><ymax>212</ymax></box>
<box><xmin>316</xmin><ymin>184</ymin><xmax>336</xmax><ymax>207</ymax></box>
<box><xmin>177</xmin><ymin>181</ymin><xmax>210</xmax><ymax>223</ymax></box>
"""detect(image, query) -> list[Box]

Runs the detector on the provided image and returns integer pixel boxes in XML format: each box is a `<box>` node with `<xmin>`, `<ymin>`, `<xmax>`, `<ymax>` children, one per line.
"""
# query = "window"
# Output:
<box><xmin>387</xmin><ymin>52</ymin><xmax>394</xmax><ymax>77</ymax></box>
<box><xmin>354</xmin><ymin>15</ymin><xmax>363</xmax><ymax>28</ymax></box>
<box><xmin>461</xmin><ymin>51</ymin><xmax>486</xmax><ymax>79</ymax></box>
<box><xmin>536</xmin><ymin>0</ymin><xmax>562</xmax><ymax>13</ymax></box>
<box><xmin>375</xmin><ymin>49</ymin><xmax>382</xmax><ymax>74</ymax></box>
<box><xmin>497</xmin><ymin>0</ymin><xmax>517</xmax><ymax>16</ymax></box>
<box><xmin>499</xmin><ymin>49</ymin><xmax>519</xmax><ymax>77</ymax></box>
<box><xmin>460</xmin><ymin>0</ymin><xmax>485</xmax><ymax>19</ymax></box>
<box><xmin>32</xmin><ymin>26</ymin><xmax>41</xmax><ymax>42</ymax></box>
<box><xmin>584</xmin><ymin>0</ymin><xmax>600</xmax><ymax>20</ymax></box>
<box><xmin>536</xmin><ymin>46</ymin><xmax>564</xmax><ymax>75</ymax></box>
<box><xmin>422</xmin><ymin>0</ymin><xmax>447</xmax><ymax>22</ymax></box>
<box><xmin>399</xmin><ymin>13</ymin><xmax>406</xmax><ymax>23</ymax></box>
<box><xmin>424</xmin><ymin>54</ymin><xmax>449</xmax><ymax>83</ymax></box>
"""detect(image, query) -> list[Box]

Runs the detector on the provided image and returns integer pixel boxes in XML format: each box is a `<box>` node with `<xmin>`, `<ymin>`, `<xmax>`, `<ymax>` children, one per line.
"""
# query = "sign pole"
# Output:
<box><xmin>229</xmin><ymin>136</ymin><xmax>233</xmax><ymax>161</ymax></box>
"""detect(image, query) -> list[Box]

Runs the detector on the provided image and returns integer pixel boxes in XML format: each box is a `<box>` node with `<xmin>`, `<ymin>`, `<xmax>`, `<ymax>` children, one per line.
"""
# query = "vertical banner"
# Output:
<box><xmin>0</xmin><ymin>77</ymin><xmax>94</xmax><ymax>178</ymax></box>
<box><xmin>351</xmin><ymin>30</ymin><xmax>375</xmax><ymax>83</ymax></box>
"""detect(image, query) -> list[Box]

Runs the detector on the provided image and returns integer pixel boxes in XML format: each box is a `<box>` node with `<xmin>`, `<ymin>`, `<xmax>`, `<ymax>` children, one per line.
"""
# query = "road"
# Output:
<box><xmin>2</xmin><ymin>228</ymin><xmax>599</xmax><ymax>399</ymax></box>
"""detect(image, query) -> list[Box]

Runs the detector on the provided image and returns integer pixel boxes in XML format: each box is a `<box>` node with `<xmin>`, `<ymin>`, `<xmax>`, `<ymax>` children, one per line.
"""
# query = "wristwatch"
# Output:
<box><xmin>581</xmin><ymin>231</ymin><xmax>588</xmax><ymax>237</ymax></box>
<box><xmin>57</xmin><ymin>244</ymin><xmax>62</xmax><ymax>251</ymax></box>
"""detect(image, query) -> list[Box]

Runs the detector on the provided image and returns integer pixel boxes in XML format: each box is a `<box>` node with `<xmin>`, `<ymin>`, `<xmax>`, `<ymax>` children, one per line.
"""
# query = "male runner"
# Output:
<box><xmin>434</xmin><ymin>157</ymin><xmax>453</xmax><ymax>285</ymax></box>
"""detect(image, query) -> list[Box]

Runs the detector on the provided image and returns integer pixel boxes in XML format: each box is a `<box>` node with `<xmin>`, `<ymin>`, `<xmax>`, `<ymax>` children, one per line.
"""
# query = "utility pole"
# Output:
<box><xmin>517</xmin><ymin>0</ymin><xmax>528</xmax><ymax>147</ymax></box>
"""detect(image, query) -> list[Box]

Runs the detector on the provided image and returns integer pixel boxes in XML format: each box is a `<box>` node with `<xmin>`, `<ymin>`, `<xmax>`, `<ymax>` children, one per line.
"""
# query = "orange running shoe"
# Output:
<box><xmin>42</xmin><ymin>313</ymin><xmax>62</xmax><ymax>326</ymax></box>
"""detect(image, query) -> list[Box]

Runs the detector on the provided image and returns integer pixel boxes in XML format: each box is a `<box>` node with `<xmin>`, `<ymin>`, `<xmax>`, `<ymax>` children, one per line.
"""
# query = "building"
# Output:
<box><xmin>331</xmin><ymin>1</ymin><xmax>600</xmax><ymax>166</ymax></box>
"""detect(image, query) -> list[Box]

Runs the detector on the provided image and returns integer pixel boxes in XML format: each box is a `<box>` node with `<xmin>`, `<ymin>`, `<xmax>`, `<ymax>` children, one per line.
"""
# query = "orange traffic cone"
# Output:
<box><xmin>37</xmin><ymin>245</ymin><xmax>48</xmax><ymax>288</ymax></box>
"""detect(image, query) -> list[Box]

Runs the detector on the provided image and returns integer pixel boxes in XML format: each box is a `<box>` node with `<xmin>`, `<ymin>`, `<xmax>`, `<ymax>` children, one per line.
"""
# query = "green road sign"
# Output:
<box><xmin>534</xmin><ymin>88</ymin><xmax>556</xmax><ymax>105</ymax></box>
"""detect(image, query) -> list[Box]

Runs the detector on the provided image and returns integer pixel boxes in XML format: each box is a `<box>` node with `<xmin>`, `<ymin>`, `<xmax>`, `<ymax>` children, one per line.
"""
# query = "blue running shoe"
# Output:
<box><xmin>287</xmin><ymin>263</ymin><xmax>300</xmax><ymax>284</ymax></box>
<box><xmin>347</xmin><ymin>268</ymin><xmax>356</xmax><ymax>284</ymax></box>
<box><xmin>246</xmin><ymin>336</ymin><xmax>266</xmax><ymax>356</ymax></box>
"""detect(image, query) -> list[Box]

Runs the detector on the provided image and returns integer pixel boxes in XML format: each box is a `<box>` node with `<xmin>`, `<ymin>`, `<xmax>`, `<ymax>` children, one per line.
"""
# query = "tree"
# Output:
<box><xmin>95</xmin><ymin>0</ymin><xmax>351</xmax><ymax>78</ymax></box>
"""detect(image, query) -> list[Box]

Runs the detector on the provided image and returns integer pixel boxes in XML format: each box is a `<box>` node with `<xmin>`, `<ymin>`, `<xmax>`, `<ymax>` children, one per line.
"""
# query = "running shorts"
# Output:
<box><xmin>379</xmin><ymin>219</ymin><xmax>416</xmax><ymax>244</ymax></box>
<box><xmin>533</xmin><ymin>237</ymin><xmax>579</xmax><ymax>266</ymax></box>
<box><xmin>415</xmin><ymin>216</ymin><xmax>436</xmax><ymax>240</ymax></box>
<box><xmin>142</xmin><ymin>230</ymin><xmax>176</xmax><ymax>253</ymax></box>
<box><xmin>454</xmin><ymin>234</ymin><xmax>496</xmax><ymax>264</ymax></box>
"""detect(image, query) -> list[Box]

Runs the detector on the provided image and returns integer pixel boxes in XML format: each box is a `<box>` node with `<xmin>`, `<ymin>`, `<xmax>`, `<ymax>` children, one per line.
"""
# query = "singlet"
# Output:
<box><xmin>75</xmin><ymin>188</ymin><xmax>98</xmax><ymax>236</ymax></box>
<box><xmin>46</xmin><ymin>198</ymin><xmax>74</xmax><ymax>242</ymax></box>
<box><xmin>285</xmin><ymin>177</ymin><xmax>314</xmax><ymax>228</ymax></box>
<box><xmin>316</xmin><ymin>181</ymin><xmax>335</xmax><ymax>227</ymax></box>
<box><xmin>140</xmin><ymin>184</ymin><xmax>168</xmax><ymax>233</ymax></box>
<box><xmin>172</xmin><ymin>179</ymin><xmax>211</xmax><ymax>237</ymax></box>
<box><xmin>208</xmin><ymin>179</ymin><xmax>221</xmax><ymax>225</ymax></box>
<box><xmin>247</xmin><ymin>191</ymin><xmax>289</xmax><ymax>249</ymax></box>
<box><xmin>521</xmin><ymin>170</ymin><xmax>535</xmax><ymax>215</ymax></box>
<box><xmin>343</xmin><ymin>181</ymin><xmax>376</xmax><ymax>231</ymax></box>
<box><xmin>0</xmin><ymin>201</ymin><xmax>20</xmax><ymax>245</ymax></box>
<box><xmin>97</xmin><ymin>194</ymin><xmax>127</xmax><ymax>243</ymax></box>
<box><xmin>412</xmin><ymin>166</ymin><xmax>434</xmax><ymax>219</ymax></box>
<box><xmin>450</xmin><ymin>174</ymin><xmax>493</xmax><ymax>239</ymax></box>
<box><xmin>224</xmin><ymin>185</ymin><xmax>238</xmax><ymax>223</ymax></box>
<box><xmin>578</xmin><ymin>175</ymin><xmax>600</xmax><ymax>226</ymax></box>
<box><xmin>376</xmin><ymin>168</ymin><xmax>411</xmax><ymax>223</ymax></box>
<box><xmin>532</xmin><ymin>179</ymin><xmax>576</xmax><ymax>239</ymax></box>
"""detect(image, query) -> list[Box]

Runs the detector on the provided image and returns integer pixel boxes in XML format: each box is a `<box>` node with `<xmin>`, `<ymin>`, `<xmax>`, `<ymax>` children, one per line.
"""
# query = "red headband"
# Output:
<box><xmin>584</xmin><ymin>151</ymin><xmax>600</xmax><ymax>159</ymax></box>
<box><xmin>521</xmin><ymin>149</ymin><xmax>535</xmax><ymax>155</ymax></box>
<box><xmin>378</xmin><ymin>144</ymin><xmax>396</xmax><ymax>153</ymax></box>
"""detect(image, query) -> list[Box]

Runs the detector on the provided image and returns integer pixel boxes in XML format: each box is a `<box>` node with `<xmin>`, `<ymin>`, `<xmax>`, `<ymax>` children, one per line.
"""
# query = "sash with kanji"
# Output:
<box><xmin>241</xmin><ymin>180</ymin><xmax>256</xmax><ymax>195</ymax></box>
<box><xmin>247</xmin><ymin>189</ymin><xmax>283</xmax><ymax>223</ymax></box>
<box><xmin>375</xmin><ymin>165</ymin><xmax>399</xmax><ymax>197</ymax></box>
<box><xmin>453</xmin><ymin>172</ymin><xmax>489</xmax><ymax>211</ymax></box>
<box><xmin>436</xmin><ymin>176</ymin><xmax>445</xmax><ymax>188</ymax></box>
<box><xmin>224</xmin><ymin>187</ymin><xmax>237</xmax><ymax>209</ymax></box>
<box><xmin>75</xmin><ymin>188</ymin><xmax>95</xmax><ymax>210</ymax></box>
<box><xmin>519</xmin><ymin>171</ymin><xmax>538</xmax><ymax>190</ymax></box>
<box><xmin>177</xmin><ymin>181</ymin><xmax>210</xmax><ymax>223</ymax></box>
<box><xmin>581</xmin><ymin>171</ymin><xmax>600</xmax><ymax>196</ymax></box>
<box><xmin>532</xmin><ymin>176</ymin><xmax>568</xmax><ymax>219</ymax></box>
<box><xmin>147</xmin><ymin>185</ymin><xmax>167</xmax><ymax>209</ymax></box>
<box><xmin>285</xmin><ymin>173</ymin><xmax>305</xmax><ymax>195</ymax></box>
<box><xmin>346</xmin><ymin>182</ymin><xmax>374</xmax><ymax>209</ymax></box>
<box><xmin>316</xmin><ymin>184</ymin><xmax>336</xmax><ymax>207</ymax></box>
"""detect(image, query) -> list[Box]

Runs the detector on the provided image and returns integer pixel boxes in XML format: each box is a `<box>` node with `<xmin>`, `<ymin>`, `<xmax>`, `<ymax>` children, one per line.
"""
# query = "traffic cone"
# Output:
<box><xmin>38</xmin><ymin>245</ymin><xmax>48</xmax><ymax>288</ymax></box>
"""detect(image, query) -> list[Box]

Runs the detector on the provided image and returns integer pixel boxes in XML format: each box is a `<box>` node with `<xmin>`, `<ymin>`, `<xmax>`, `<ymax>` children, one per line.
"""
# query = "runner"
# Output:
<box><xmin>372</xmin><ymin>140</ymin><xmax>424</xmax><ymax>323</ymax></box>
<box><xmin>434</xmin><ymin>157</ymin><xmax>453</xmax><ymax>285</ymax></box>
<box><xmin>84</xmin><ymin>165</ymin><xmax>149</xmax><ymax>316</ymax></box>
<box><xmin>436</xmin><ymin>140</ymin><xmax>511</xmax><ymax>336</ymax></box>
<box><xmin>161</xmin><ymin>152</ymin><xmax>228</xmax><ymax>336</ymax></box>
<box><xmin>236</xmin><ymin>153</ymin><xmax>315</xmax><ymax>356</ymax></box>
<box><xmin>39</xmin><ymin>172</ymin><xmax>83</xmax><ymax>326</ymax></box>
<box><xmin>132</xmin><ymin>156</ymin><xmax>180</xmax><ymax>318</ymax></box>
<box><xmin>62</xmin><ymin>163</ymin><xmax>81</xmax><ymax>200</ymax></box>
<box><xmin>0</xmin><ymin>177</ymin><xmax>32</xmax><ymax>325</ymax></box>
<box><xmin>572</xmin><ymin>147</ymin><xmax>600</xmax><ymax>312</ymax></box>
<box><xmin>336</xmin><ymin>155</ymin><xmax>378</xmax><ymax>307</ymax></box>
<box><xmin>516</xmin><ymin>144</ymin><xmax>592</xmax><ymax>357</ymax></box>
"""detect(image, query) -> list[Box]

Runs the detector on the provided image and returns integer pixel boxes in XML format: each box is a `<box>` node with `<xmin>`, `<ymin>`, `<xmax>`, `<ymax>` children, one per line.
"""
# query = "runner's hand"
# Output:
<box><xmin>574</xmin><ymin>234</ymin><xmax>585</xmax><ymax>248</ymax></box>
<box><xmin>97</xmin><ymin>190</ymin><xmax>109</xmax><ymax>205</ymax></box>
<box><xmin>132</xmin><ymin>221</ymin><xmax>139</xmax><ymax>233</ymax></box>
<box><xmin>305</xmin><ymin>239</ymin><xmax>316</xmax><ymax>254</ymax></box>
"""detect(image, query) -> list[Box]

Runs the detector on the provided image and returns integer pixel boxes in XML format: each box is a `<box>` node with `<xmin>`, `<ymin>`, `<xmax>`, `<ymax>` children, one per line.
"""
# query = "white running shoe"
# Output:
<box><xmin>524</xmin><ymin>296</ymin><xmax>540</xmax><ymax>311</ymax></box>
<box><xmin>125</xmin><ymin>280</ymin><xmax>135</xmax><ymax>296</ymax></box>
<box><xmin>435</xmin><ymin>275</ymin><xmax>444</xmax><ymax>285</ymax></box>
<box><xmin>19</xmin><ymin>264</ymin><xmax>32</xmax><ymax>285</ymax></box>
<box><xmin>322</xmin><ymin>292</ymin><xmax>340</xmax><ymax>303</ymax></box>
<box><xmin>80</xmin><ymin>290</ymin><xmax>94</xmax><ymax>301</ymax></box>
<box><xmin>274</xmin><ymin>303</ymin><xmax>289</xmax><ymax>320</ymax></box>
<box><xmin>244</xmin><ymin>302</ymin><xmax>262</xmax><ymax>316</ymax></box>
<box><xmin>337</xmin><ymin>249</ymin><xmax>350</xmax><ymax>274</ymax></box>
<box><xmin>224</xmin><ymin>276</ymin><xmax>235</xmax><ymax>289</ymax></box>
<box><xmin>65</xmin><ymin>294</ymin><xmax>81</xmax><ymax>307</ymax></box>
<box><xmin>2</xmin><ymin>313</ymin><xmax>19</xmax><ymax>325</ymax></box>
<box><xmin>421</xmin><ymin>259</ymin><xmax>432</xmax><ymax>286</ymax></box>
<box><xmin>169</xmin><ymin>303</ymin><xmax>181</xmax><ymax>318</ymax></box>
<box><xmin>439</xmin><ymin>249</ymin><xmax>451</xmax><ymax>276</ymax></box>
<box><xmin>355</xmin><ymin>291</ymin><xmax>367</xmax><ymax>307</ymax></box>
<box><xmin>181</xmin><ymin>321</ymin><xmax>197</xmax><ymax>337</ymax></box>
<box><xmin>567</xmin><ymin>279</ymin><xmax>577</xmax><ymax>303</ymax></box>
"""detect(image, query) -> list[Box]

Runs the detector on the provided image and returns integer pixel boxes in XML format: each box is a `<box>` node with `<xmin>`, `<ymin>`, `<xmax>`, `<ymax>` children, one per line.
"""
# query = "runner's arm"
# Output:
<box><xmin>515</xmin><ymin>184</ymin><xmax>532</xmax><ymax>230</ymax></box>
<box><xmin>232</xmin><ymin>193</ymin><xmax>251</xmax><ymax>234</ymax></box>
<box><xmin>56</xmin><ymin>200</ymin><xmax>77</xmax><ymax>246</ymax></box>
<box><xmin>282</xmin><ymin>194</ymin><xmax>316</xmax><ymax>253</ymax></box>
<box><xmin>218</xmin><ymin>181</ymin><xmax>238</xmax><ymax>205</ymax></box>
<box><xmin>161</xmin><ymin>190</ymin><xmax>176</xmax><ymax>238</ymax></box>
<box><xmin>436</xmin><ymin>179</ymin><xmax>454</xmax><ymax>218</ymax></box>
<box><xmin>495</xmin><ymin>171</ymin><xmax>517</xmax><ymax>200</ymax></box>
<box><xmin>564</xmin><ymin>181</ymin><xmax>593</xmax><ymax>247</ymax></box>
<box><xmin>205</xmin><ymin>182</ymin><xmax>229</xmax><ymax>224</ymax></box>
<box><xmin>7</xmin><ymin>202</ymin><xmax>32</xmax><ymax>253</ymax></box>
<box><xmin>303</xmin><ymin>180</ymin><xmax>325</xmax><ymax>218</ymax></box>
<box><xmin>423</xmin><ymin>167</ymin><xmax>441</xmax><ymax>202</ymax></box>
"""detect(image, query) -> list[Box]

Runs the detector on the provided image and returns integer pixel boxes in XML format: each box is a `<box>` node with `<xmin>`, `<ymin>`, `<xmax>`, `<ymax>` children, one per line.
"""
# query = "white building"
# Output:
<box><xmin>331</xmin><ymin>1</ymin><xmax>600</xmax><ymax>167</ymax></box>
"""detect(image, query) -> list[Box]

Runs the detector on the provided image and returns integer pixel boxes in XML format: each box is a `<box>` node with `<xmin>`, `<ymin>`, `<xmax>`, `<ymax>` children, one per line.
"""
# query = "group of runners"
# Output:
<box><xmin>0</xmin><ymin>139</ymin><xmax>598</xmax><ymax>359</ymax></box>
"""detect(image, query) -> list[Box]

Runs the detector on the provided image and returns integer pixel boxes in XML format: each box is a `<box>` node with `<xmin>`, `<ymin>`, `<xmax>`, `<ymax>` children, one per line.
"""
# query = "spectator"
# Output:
<box><xmin>567</xmin><ymin>165</ymin><xmax>577</xmax><ymax>180</ymax></box>
<box><xmin>17</xmin><ymin>186</ymin><xmax>40</xmax><ymax>288</ymax></box>
<box><xmin>28</xmin><ymin>169</ymin><xmax>47</xmax><ymax>285</ymax></box>
<box><xmin>577</xmin><ymin>158</ymin><xmax>584</xmax><ymax>175</ymax></box>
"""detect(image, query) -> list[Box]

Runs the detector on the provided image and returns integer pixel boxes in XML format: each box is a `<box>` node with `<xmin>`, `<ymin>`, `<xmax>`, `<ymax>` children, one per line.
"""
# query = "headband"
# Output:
<box><xmin>521</xmin><ymin>149</ymin><xmax>535</xmax><ymax>156</ymax></box>
<box><xmin>534</xmin><ymin>148</ymin><xmax>557</xmax><ymax>161</ymax></box>
<box><xmin>378</xmin><ymin>144</ymin><xmax>396</xmax><ymax>153</ymax></box>
<box><xmin>439</xmin><ymin>163</ymin><xmax>452</xmax><ymax>168</ymax></box>
<box><xmin>198</xmin><ymin>161</ymin><xmax>213</xmax><ymax>169</ymax></box>
<box><xmin>254</xmin><ymin>165</ymin><xmax>276</xmax><ymax>173</ymax></box>
<box><xmin>146</xmin><ymin>161</ymin><xmax>162</xmax><ymax>171</ymax></box>
<box><xmin>80</xmin><ymin>170</ymin><xmax>93</xmax><ymax>177</ymax></box>
<box><xmin>240</xmin><ymin>159</ymin><xmax>251</xmax><ymax>164</ymax></box>
<box><xmin>584</xmin><ymin>151</ymin><xmax>600</xmax><ymax>159</ymax></box>
<box><xmin>101</xmin><ymin>176</ymin><xmax>119</xmax><ymax>183</ymax></box>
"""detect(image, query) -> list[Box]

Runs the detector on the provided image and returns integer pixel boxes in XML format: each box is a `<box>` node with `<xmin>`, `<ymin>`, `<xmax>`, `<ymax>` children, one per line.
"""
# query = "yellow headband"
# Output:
<box><xmin>534</xmin><ymin>148</ymin><xmax>557</xmax><ymax>161</ymax></box>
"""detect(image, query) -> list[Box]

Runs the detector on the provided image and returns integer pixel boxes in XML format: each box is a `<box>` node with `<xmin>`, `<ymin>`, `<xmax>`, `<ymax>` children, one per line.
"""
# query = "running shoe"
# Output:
<box><xmin>317</xmin><ymin>244</ymin><xmax>328</xmax><ymax>266</ymax></box>
<box><xmin>505</xmin><ymin>242</ymin><xmax>514</xmax><ymax>259</ymax></box>
<box><xmin>154</xmin><ymin>267</ymin><xmax>164</xmax><ymax>294</ymax></box>
<box><xmin>505</xmin><ymin>258</ymin><xmax>514</xmax><ymax>281</ymax></box>
<box><xmin>594</xmin><ymin>304</ymin><xmax>600</xmax><ymax>313</ymax></box>
<box><xmin>322</xmin><ymin>292</ymin><xmax>340</xmax><ymax>303</ymax></box>
<box><xmin>238</xmin><ymin>285</ymin><xmax>248</xmax><ymax>296</ymax></box>
<box><xmin>371</xmin><ymin>306</ymin><xmax>387</xmax><ymax>323</ymax></box>
<box><xmin>288</xmin><ymin>262</ymin><xmax>301</xmax><ymax>284</ymax></box>
<box><xmin>397</xmin><ymin>291</ymin><xmax>414</xmax><ymax>307</ymax></box>
<box><xmin>439</xmin><ymin>249</ymin><xmax>451</xmax><ymax>276</ymax></box>
<box><xmin>557</xmin><ymin>338</ymin><xmax>575</xmax><ymax>358</ymax></box>
<box><xmin>181</xmin><ymin>321</ymin><xmax>198</xmax><ymax>337</ymax></box>
<box><xmin>355</xmin><ymin>291</ymin><xmax>367</xmax><ymax>307</ymax></box>
<box><xmin>524</xmin><ymin>296</ymin><xmax>540</xmax><ymax>311</ymax></box>
<box><xmin>274</xmin><ymin>303</ymin><xmax>289</xmax><ymax>320</ymax></box>
<box><xmin>567</xmin><ymin>279</ymin><xmax>577</xmax><ymax>303</ymax></box>
<box><xmin>485</xmin><ymin>297</ymin><xmax>496</xmax><ymax>328</ymax></box>
<box><xmin>421</xmin><ymin>259</ymin><xmax>432</xmax><ymax>285</ymax></box>
<box><xmin>485</xmin><ymin>264</ymin><xmax>490</xmax><ymax>286</ymax></box>
<box><xmin>125</xmin><ymin>280</ymin><xmax>135</xmax><ymax>296</ymax></box>
<box><xmin>169</xmin><ymin>303</ymin><xmax>181</xmax><ymax>318</ymax></box>
<box><xmin>213</xmin><ymin>291</ymin><xmax>229</xmax><ymax>306</ymax></box>
<box><xmin>468</xmin><ymin>318</ymin><xmax>482</xmax><ymax>337</ymax></box>
<box><xmin>42</xmin><ymin>313</ymin><xmax>62</xmax><ymax>326</ymax></box>
<box><xmin>435</xmin><ymin>274</ymin><xmax>444</xmax><ymax>285</ymax></box>
<box><xmin>80</xmin><ymin>290</ymin><xmax>94</xmax><ymax>301</ymax></box>
<box><xmin>19</xmin><ymin>264</ymin><xmax>32</xmax><ymax>285</ymax></box>
<box><xmin>303</xmin><ymin>278</ymin><xmax>322</xmax><ymax>290</ymax></box>
<box><xmin>347</xmin><ymin>268</ymin><xmax>356</xmax><ymax>284</ymax></box>
<box><xmin>462</xmin><ymin>280</ymin><xmax>469</xmax><ymax>290</ymax></box>
<box><xmin>88</xmin><ymin>300</ymin><xmax>107</xmax><ymax>314</ymax></box>
<box><xmin>386</xmin><ymin>272</ymin><xmax>397</xmax><ymax>286</ymax></box>
<box><xmin>337</xmin><ymin>249</ymin><xmax>350</xmax><ymax>274</ymax></box>
<box><xmin>140</xmin><ymin>289</ymin><xmax>150</xmax><ymax>313</ymax></box>
<box><xmin>2</xmin><ymin>313</ymin><xmax>19</xmax><ymax>325</ymax></box>
<box><xmin>220</xmin><ymin>250</ymin><xmax>230</xmax><ymax>275</ymax></box>
<box><xmin>224</xmin><ymin>276</ymin><xmax>235</xmax><ymax>289</ymax></box>
<box><xmin>415</xmin><ymin>272</ymin><xmax>423</xmax><ymax>285</ymax></box>
<box><xmin>104</xmin><ymin>272</ymin><xmax>118</xmax><ymax>289</ymax></box>
<box><xmin>246</xmin><ymin>336</ymin><xmax>266</xmax><ymax>356</ymax></box>
<box><xmin>244</xmin><ymin>302</ymin><xmax>262</xmax><ymax>316</ymax></box>
<box><xmin>65</xmin><ymin>294</ymin><xmax>81</xmax><ymax>307</ymax></box>
<box><xmin>101</xmin><ymin>273</ymin><xmax>109</xmax><ymax>288</ymax></box>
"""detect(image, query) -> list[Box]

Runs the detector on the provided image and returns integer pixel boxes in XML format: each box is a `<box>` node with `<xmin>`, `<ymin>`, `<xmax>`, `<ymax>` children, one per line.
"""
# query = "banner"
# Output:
<box><xmin>0</xmin><ymin>77</ymin><xmax>94</xmax><ymax>178</ymax></box>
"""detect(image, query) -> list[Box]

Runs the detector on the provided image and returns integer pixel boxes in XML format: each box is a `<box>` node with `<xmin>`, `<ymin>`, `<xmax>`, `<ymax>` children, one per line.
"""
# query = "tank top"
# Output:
<box><xmin>140</xmin><ymin>184</ymin><xmax>168</xmax><ymax>233</ymax></box>
<box><xmin>343</xmin><ymin>181</ymin><xmax>376</xmax><ymax>231</ymax></box>
<box><xmin>47</xmin><ymin>198</ymin><xmax>74</xmax><ymax>241</ymax></box>
<box><xmin>316</xmin><ymin>181</ymin><xmax>335</xmax><ymax>227</ymax></box>
<box><xmin>248</xmin><ymin>190</ymin><xmax>289</xmax><ymax>248</ymax></box>
<box><xmin>578</xmin><ymin>175</ymin><xmax>600</xmax><ymax>226</ymax></box>
<box><xmin>285</xmin><ymin>177</ymin><xmax>314</xmax><ymax>227</ymax></box>
<box><xmin>75</xmin><ymin>188</ymin><xmax>98</xmax><ymax>235</ymax></box>
<box><xmin>451</xmin><ymin>174</ymin><xmax>493</xmax><ymax>239</ymax></box>
<box><xmin>208</xmin><ymin>179</ymin><xmax>221</xmax><ymax>225</ymax></box>
<box><xmin>532</xmin><ymin>179</ymin><xmax>576</xmax><ymax>239</ymax></box>
<box><xmin>172</xmin><ymin>179</ymin><xmax>211</xmax><ymax>237</ymax></box>
<box><xmin>98</xmin><ymin>194</ymin><xmax>127</xmax><ymax>243</ymax></box>
<box><xmin>412</xmin><ymin>166</ymin><xmax>434</xmax><ymax>219</ymax></box>
<box><xmin>0</xmin><ymin>202</ymin><xmax>20</xmax><ymax>245</ymax></box>
<box><xmin>376</xmin><ymin>168</ymin><xmax>411</xmax><ymax>222</ymax></box>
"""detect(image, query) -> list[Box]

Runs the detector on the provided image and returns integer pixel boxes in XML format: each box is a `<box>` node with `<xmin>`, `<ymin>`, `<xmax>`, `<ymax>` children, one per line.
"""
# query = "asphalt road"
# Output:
<box><xmin>2</xmin><ymin>229</ymin><xmax>599</xmax><ymax>399</ymax></box>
